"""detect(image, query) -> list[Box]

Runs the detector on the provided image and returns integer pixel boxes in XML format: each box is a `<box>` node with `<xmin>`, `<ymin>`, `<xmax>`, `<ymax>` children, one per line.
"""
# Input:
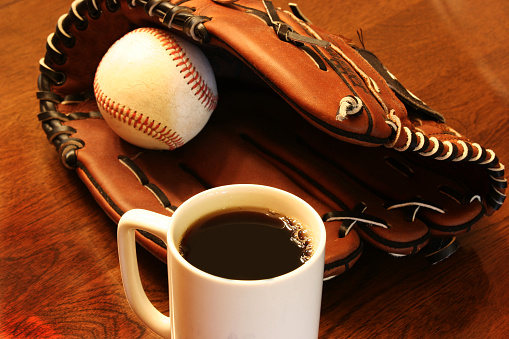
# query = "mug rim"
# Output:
<box><xmin>167</xmin><ymin>184</ymin><xmax>326</xmax><ymax>285</ymax></box>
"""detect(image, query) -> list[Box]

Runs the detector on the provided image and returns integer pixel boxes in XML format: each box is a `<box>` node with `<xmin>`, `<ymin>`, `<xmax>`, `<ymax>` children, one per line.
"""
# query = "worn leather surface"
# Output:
<box><xmin>39</xmin><ymin>0</ymin><xmax>506</xmax><ymax>276</ymax></box>
<box><xmin>62</xmin><ymin>81</ymin><xmax>488</xmax><ymax>276</ymax></box>
<box><xmin>51</xmin><ymin>0</ymin><xmax>399</xmax><ymax>145</ymax></box>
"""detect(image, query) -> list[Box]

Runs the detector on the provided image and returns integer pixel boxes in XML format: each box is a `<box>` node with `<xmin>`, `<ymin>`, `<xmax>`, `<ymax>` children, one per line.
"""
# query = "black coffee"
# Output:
<box><xmin>179</xmin><ymin>208</ymin><xmax>314</xmax><ymax>280</ymax></box>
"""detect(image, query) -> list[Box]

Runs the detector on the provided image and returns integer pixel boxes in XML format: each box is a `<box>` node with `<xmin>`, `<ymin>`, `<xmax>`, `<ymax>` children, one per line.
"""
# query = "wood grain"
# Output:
<box><xmin>1</xmin><ymin>0</ymin><xmax>508</xmax><ymax>338</ymax></box>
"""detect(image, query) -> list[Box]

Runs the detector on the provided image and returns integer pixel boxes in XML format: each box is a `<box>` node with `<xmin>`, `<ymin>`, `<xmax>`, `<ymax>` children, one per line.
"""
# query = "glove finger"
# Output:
<box><xmin>298</xmin><ymin>116</ymin><xmax>485</xmax><ymax>238</ymax></box>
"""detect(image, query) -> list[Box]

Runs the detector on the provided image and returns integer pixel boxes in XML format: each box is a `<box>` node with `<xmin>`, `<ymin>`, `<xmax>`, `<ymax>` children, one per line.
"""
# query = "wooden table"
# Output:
<box><xmin>1</xmin><ymin>0</ymin><xmax>508</xmax><ymax>337</ymax></box>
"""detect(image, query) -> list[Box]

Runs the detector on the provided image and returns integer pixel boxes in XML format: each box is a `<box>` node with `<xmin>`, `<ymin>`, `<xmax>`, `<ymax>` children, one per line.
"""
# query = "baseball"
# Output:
<box><xmin>94</xmin><ymin>27</ymin><xmax>218</xmax><ymax>150</ymax></box>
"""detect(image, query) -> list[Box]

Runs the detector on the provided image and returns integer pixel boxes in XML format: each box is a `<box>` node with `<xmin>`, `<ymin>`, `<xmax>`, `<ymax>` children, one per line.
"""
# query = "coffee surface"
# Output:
<box><xmin>179</xmin><ymin>209</ymin><xmax>313</xmax><ymax>280</ymax></box>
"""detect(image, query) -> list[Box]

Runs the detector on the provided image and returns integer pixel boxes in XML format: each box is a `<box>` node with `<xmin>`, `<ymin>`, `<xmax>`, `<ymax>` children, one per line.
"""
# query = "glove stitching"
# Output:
<box><xmin>118</xmin><ymin>155</ymin><xmax>177</xmax><ymax>212</ymax></box>
<box><xmin>393</xmin><ymin>127</ymin><xmax>506</xmax><ymax>210</ymax></box>
<box><xmin>291</xmin><ymin>15</ymin><xmax>389</xmax><ymax>117</ymax></box>
<box><xmin>133</xmin><ymin>0</ymin><xmax>212</xmax><ymax>43</ymax></box>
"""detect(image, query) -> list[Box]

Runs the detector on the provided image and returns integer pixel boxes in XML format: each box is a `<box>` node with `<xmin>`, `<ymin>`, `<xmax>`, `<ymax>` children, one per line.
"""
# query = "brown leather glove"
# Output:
<box><xmin>37</xmin><ymin>0</ymin><xmax>506</xmax><ymax>278</ymax></box>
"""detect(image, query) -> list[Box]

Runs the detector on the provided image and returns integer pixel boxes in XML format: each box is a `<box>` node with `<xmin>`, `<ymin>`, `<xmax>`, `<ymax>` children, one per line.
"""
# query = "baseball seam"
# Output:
<box><xmin>94</xmin><ymin>27</ymin><xmax>218</xmax><ymax>150</ymax></box>
<box><xmin>147</xmin><ymin>27</ymin><xmax>218</xmax><ymax>111</ymax></box>
<box><xmin>94</xmin><ymin>82</ymin><xmax>185</xmax><ymax>150</ymax></box>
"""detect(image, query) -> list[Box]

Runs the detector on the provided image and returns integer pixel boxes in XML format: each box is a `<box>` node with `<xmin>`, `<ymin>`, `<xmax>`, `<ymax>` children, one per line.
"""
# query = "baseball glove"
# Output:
<box><xmin>37</xmin><ymin>0</ymin><xmax>506</xmax><ymax>278</ymax></box>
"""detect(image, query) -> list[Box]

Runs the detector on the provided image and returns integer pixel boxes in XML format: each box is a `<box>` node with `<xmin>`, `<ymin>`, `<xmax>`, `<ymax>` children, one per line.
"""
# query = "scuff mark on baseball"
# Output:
<box><xmin>94</xmin><ymin>27</ymin><xmax>218</xmax><ymax>150</ymax></box>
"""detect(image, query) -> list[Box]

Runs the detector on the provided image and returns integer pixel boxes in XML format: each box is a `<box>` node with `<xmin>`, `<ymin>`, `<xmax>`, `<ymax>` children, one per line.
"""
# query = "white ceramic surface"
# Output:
<box><xmin>117</xmin><ymin>184</ymin><xmax>326</xmax><ymax>339</ymax></box>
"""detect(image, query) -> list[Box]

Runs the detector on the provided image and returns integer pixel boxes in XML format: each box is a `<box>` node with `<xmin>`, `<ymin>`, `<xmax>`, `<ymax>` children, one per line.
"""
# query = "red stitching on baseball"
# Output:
<box><xmin>94</xmin><ymin>27</ymin><xmax>216</xmax><ymax>150</ymax></box>
<box><xmin>94</xmin><ymin>79</ymin><xmax>184</xmax><ymax>150</ymax></box>
<box><xmin>147</xmin><ymin>28</ymin><xmax>218</xmax><ymax>111</ymax></box>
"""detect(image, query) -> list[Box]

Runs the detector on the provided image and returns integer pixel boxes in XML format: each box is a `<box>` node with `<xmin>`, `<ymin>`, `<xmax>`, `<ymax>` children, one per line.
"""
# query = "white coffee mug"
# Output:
<box><xmin>117</xmin><ymin>184</ymin><xmax>326</xmax><ymax>339</ymax></box>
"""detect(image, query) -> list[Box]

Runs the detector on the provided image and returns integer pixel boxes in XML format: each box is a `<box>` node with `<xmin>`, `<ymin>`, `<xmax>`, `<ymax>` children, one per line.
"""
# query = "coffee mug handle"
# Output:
<box><xmin>117</xmin><ymin>209</ymin><xmax>172</xmax><ymax>339</ymax></box>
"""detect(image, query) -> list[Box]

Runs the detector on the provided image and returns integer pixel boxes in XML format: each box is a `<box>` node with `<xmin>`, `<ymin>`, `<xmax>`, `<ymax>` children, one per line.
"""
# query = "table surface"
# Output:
<box><xmin>1</xmin><ymin>0</ymin><xmax>508</xmax><ymax>338</ymax></box>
